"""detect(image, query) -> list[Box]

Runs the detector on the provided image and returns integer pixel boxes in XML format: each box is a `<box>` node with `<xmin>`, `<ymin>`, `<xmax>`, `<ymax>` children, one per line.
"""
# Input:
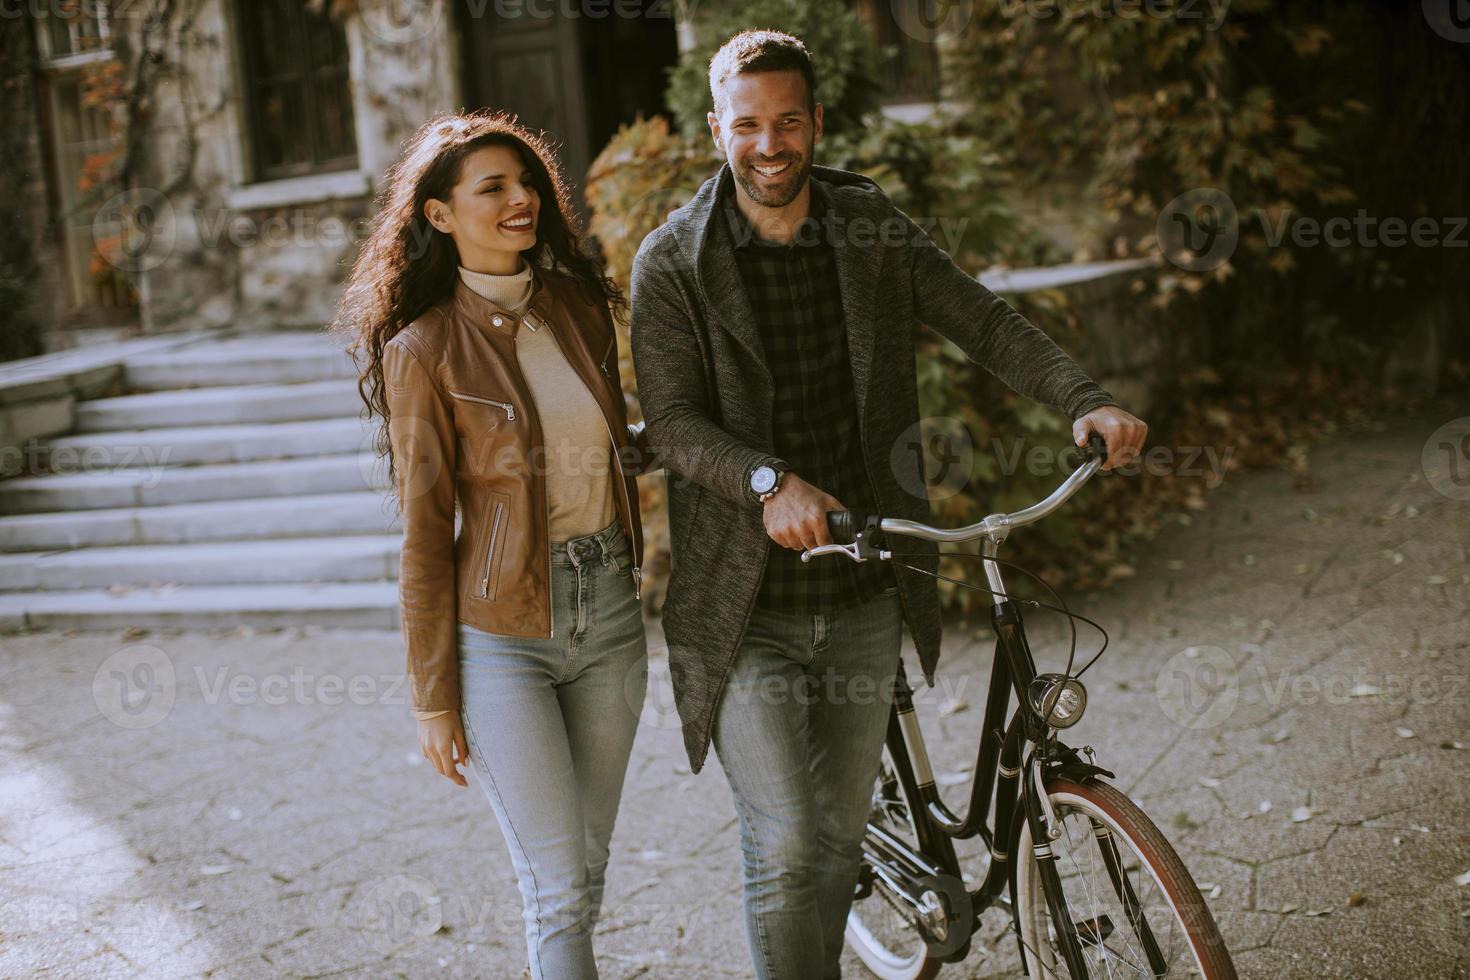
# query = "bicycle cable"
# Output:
<box><xmin>885</xmin><ymin>550</ymin><xmax>1111</xmax><ymax>680</ymax></box>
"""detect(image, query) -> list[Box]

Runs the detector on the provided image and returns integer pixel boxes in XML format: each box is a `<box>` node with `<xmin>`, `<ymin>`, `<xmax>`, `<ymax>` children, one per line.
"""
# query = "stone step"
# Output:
<box><xmin>75</xmin><ymin>380</ymin><xmax>363</xmax><ymax>432</ymax></box>
<box><xmin>48</xmin><ymin>415</ymin><xmax>372</xmax><ymax>469</ymax></box>
<box><xmin>0</xmin><ymin>491</ymin><xmax>401</xmax><ymax>552</ymax></box>
<box><xmin>0</xmin><ymin>581</ymin><xmax>399</xmax><ymax>632</ymax></box>
<box><xmin>0</xmin><ymin>453</ymin><xmax>387</xmax><ymax>514</ymax></box>
<box><xmin>122</xmin><ymin>332</ymin><xmax>355</xmax><ymax>389</ymax></box>
<box><xmin>0</xmin><ymin>535</ymin><xmax>401</xmax><ymax>591</ymax></box>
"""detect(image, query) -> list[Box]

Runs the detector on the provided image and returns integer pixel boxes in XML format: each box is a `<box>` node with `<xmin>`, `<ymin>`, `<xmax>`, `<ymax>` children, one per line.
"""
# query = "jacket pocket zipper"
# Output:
<box><xmin>479</xmin><ymin>498</ymin><xmax>505</xmax><ymax>599</ymax></box>
<box><xmin>599</xmin><ymin>337</ymin><xmax>615</xmax><ymax>379</ymax></box>
<box><xmin>449</xmin><ymin>390</ymin><xmax>516</xmax><ymax>421</ymax></box>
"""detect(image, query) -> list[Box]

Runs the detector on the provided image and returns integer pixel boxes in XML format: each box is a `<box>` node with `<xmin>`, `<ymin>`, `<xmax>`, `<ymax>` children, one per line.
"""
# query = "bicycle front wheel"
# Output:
<box><xmin>1014</xmin><ymin>778</ymin><xmax>1237</xmax><ymax>979</ymax></box>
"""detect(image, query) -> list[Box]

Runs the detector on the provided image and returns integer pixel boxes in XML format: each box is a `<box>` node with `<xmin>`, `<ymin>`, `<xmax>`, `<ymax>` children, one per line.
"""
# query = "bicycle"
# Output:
<box><xmin>801</xmin><ymin>436</ymin><xmax>1238</xmax><ymax>979</ymax></box>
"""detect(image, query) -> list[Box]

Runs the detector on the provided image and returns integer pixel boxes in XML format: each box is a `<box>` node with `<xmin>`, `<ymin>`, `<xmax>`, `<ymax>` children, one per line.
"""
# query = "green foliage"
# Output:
<box><xmin>664</xmin><ymin>0</ymin><xmax>881</xmax><ymax>139</ymax></box>
<box><xmin>947</xmin><ymin>1</ymin><xmax>1470</xmax><ymax>380</ymax></box>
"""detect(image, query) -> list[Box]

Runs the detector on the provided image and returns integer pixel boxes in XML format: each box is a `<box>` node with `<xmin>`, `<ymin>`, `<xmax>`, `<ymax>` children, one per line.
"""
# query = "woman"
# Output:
<box><xmin>334</xmin><ymin>110</ymin><xmax>651</xmax><ymax>979</ymax></box>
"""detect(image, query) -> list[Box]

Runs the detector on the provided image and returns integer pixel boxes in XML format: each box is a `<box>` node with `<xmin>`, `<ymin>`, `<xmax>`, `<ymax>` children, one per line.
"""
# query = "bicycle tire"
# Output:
<box><xmin>844</xmin><ymin>744</ymin><xmax>946</xmax><ymax>980</ymax></box>
<box><xmin>1013</xmin><ymin>777</ymin><xmax>1237</xmax><ymax>979</ymax></box>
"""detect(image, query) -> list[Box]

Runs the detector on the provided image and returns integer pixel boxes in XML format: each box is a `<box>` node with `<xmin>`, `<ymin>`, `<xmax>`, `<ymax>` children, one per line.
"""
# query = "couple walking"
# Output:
<box><xmin>338</xmin><ymin>28</ymin><xmax>1146</xmax><ymax>980</ymax></box>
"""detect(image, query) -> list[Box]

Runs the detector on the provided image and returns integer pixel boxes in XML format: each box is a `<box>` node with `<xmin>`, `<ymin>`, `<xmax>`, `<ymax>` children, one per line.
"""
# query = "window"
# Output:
<box><xmin>33</xmin><ymin>2</ymin><xmax>137</xmax><ymax>315</ymax></box>
<box><xmin>238</xmin><ymin>0</ymin><xmax>357</xmax><ymax>181</ymax></box>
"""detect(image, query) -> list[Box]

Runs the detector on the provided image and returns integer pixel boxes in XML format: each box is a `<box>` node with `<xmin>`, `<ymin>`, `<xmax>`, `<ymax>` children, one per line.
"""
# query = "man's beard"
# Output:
<box><xmin>732</xmin><ymin>146</ymin><xmax>813</xmax><ymax>209</ymax></box>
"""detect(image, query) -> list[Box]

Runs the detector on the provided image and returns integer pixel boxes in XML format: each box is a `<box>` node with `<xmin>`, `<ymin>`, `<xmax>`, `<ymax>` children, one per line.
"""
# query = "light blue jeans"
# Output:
<box><xmin>711</xmin><ymin>589</ymin><xmax>905</xmax><ymax>980</ymax></box>
<box><xmin>458</xmin><ymin>519</ymin><xmax>647</xmax><ymax>980</ymax></box>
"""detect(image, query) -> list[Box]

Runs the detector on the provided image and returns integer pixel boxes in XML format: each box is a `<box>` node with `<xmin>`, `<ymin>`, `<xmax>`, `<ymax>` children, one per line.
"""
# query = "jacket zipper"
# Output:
<box><xmin>597</xmin><ymin>336</ymin><xmax>638</xmax><ymax>596</ymax></box>
<box><xmin>448</xmin><ymin>390</ymin><xmax>516</xmax><ymax>421</ymax></box>
<box><xmin>478</xmin><ymin>498</ymin><xmax>505</xmax><ymax>598</ymax></box>
<box><xmin>543</xmin><ymin>325</ymin><xmax>641</xmax><ymax>599</ymax></box>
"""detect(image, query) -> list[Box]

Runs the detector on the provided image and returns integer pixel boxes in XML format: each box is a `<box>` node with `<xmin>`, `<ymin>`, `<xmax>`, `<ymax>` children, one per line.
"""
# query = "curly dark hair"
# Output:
<box><xmin>330</xmin><ymin>109</ymin><xmax>625</xmax><ymax>506</ymax></box>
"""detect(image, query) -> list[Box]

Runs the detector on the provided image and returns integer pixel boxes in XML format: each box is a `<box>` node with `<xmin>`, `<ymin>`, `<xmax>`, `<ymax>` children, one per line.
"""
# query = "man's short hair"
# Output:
<box><xmin>708</xmin><ymin>30</ymin><xmax>816</xmax><ymax>119</ymax></box>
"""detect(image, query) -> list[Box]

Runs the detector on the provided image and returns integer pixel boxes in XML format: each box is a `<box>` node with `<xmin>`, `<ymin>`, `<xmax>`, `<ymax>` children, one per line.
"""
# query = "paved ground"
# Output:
<box><xmin>1</xmin><ymin>409</ymin><xmax>1467</xmax><ymax>979</ymax></box>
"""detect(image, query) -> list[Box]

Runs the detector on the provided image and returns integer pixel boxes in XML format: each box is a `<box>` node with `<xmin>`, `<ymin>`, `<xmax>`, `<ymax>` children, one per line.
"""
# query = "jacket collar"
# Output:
<box><xmin>669</xmin><ymin>162</ymin><xmax>886</xmax><ymax>422</ymax></box>
<box><xmin>451</xmin><ymin>261</ymin><xmax>560</xmax><ymax>339</ymax></box>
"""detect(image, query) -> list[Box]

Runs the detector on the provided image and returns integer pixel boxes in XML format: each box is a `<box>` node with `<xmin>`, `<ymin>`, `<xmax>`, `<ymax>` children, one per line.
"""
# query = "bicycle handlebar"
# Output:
<box><xmin>806</xmin><ymin>434</ymin><xmax>1109</xmax><ymax>561</ymax></box>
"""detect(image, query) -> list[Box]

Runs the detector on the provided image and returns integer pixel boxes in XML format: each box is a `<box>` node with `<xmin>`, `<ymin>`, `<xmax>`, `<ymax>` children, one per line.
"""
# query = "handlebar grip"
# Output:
<box><xmin>826</xmin><ymin>510</ymin><xmax>858</xmax><ymax>544</ymax></box>
<box><xmin>1082</xmin><ymin>433</ymin><xmax>1108</xmax><ymax>463</ymax></box>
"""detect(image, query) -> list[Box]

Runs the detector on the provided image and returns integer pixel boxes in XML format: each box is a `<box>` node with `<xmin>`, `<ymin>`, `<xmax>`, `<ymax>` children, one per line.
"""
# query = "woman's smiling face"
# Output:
<box><xmin>426</xmin><ymin>144</ymin><xmax>541</xmax><ymax>273</ymax></box>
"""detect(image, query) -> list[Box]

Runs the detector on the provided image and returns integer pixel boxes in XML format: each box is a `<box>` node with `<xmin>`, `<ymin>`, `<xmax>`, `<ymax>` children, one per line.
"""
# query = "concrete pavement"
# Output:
<box><xmin>0</xmin><ymin>409</ymin><xmax>1466</xmax><ymax>978</ymax></box>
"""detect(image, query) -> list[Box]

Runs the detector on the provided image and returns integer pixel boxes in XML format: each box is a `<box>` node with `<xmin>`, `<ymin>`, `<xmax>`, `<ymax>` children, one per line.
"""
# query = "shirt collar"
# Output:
<box><xmin>721</xmin><ymin>170</ymin><xmax>831</xmax><ymax>253</ymax></box>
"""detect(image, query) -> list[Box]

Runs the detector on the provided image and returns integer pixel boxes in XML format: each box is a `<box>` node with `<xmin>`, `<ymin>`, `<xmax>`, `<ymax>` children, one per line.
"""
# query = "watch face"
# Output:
<box><xmin>751</xmin><ymin>466</ymin><xmax>777</xmax><ymax>494</ymax></box>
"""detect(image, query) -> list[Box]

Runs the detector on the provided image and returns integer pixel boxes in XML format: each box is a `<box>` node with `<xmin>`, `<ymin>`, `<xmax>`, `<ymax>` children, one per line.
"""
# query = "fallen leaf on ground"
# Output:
<box><xmin>939</xmin><ymin>697</ymin><xmax>970</xmax><ymax>717</ymax></box>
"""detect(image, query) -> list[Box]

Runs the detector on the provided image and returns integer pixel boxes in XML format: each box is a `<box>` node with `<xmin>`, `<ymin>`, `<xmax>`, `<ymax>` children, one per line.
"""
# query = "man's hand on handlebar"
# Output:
<box><xmin>1073</xmin><ymin>405</ymin><xmax>1148</xmax><ymax>471</ymax></box>
<box><xmin>763</xmin><ymin>473</ymin><xmax>846</xmax><ymax>551</ymax></box>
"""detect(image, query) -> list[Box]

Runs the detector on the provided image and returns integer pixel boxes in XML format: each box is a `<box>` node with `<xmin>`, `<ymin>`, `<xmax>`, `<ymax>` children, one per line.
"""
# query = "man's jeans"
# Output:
<box><xmin>458</xmin><ymin>519</ymin><xmax>647</xmax><ymax>980</ymax></box>
<box><xmin>711</xmin><ymin>588</ymin><xmax>905</xmax><ymax>980</ymax></box>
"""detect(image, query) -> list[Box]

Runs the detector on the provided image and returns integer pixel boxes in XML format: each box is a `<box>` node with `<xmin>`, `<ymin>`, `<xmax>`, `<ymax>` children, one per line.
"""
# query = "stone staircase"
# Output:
<box><xmin>0</xmin><ymin>332</ymin><xmax>403</xmax><ymax>632</ymax></box>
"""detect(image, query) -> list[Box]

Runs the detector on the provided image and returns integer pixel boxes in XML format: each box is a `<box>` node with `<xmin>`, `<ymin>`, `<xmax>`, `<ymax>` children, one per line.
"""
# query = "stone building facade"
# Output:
<box><xmin>21</xmin><ymin>0</ymin><xmax>682</xmax><ymax>340</ymax></box>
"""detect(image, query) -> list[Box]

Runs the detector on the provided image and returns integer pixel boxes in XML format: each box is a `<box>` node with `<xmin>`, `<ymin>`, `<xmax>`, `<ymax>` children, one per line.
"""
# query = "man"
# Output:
<box><xmin>630</xmin><ymin>30</ymin><xmax>1147</xmax><ymax>979</ymax></box>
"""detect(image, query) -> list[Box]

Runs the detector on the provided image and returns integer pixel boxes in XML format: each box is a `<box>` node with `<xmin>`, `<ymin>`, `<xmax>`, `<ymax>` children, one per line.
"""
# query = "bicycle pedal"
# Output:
<box><xmin>1073</xmin><ymin>913</ymin><xmax>1115</xmax><ymax>947</ymax></box>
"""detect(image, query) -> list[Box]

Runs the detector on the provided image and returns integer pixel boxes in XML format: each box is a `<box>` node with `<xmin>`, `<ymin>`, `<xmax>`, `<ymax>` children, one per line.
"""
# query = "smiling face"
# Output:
<box><xmin>423</xmin><ymin>143</ymin><xmax>540</xmax><ymax>275</ymax></box>
<box><xmin>708</xmin><ymin>69</ymin><xmax>823</xmax><ymax>211</ymax></box>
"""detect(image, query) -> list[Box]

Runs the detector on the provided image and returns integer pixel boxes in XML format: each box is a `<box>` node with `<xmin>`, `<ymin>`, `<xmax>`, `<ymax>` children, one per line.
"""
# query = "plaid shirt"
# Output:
<box><xmin>723</xmin><ymin>184</ymin><xmax>896</xmax><ymax>613</ymax></box>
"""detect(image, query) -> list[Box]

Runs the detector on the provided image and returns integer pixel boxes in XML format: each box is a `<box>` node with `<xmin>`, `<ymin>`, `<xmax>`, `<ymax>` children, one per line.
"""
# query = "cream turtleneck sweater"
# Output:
<box><xmin>414</xmin><ymin>263</ymin><xmax>617</xmax><ymax>724</ymax></box>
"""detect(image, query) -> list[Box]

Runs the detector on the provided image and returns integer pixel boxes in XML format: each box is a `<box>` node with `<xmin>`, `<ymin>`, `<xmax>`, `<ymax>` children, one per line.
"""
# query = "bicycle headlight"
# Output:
<box><xmin>1028</xmin><ymin>674</ymin><xmax>1087</xmax><ymax>729</ymax></box>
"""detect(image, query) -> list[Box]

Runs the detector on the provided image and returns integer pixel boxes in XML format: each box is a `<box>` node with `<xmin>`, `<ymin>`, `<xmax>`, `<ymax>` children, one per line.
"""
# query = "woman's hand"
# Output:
<box><xmin>418</xmin><ymin>714</ymin><xmax>470</xmax><ymax>787</ymax></box>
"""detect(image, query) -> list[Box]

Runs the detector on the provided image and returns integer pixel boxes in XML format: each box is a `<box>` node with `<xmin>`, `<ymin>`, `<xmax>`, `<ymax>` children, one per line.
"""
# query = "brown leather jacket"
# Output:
<box><xmin>382</xmin><ymin>266</ymin><xmax>647</xmax><ymax>714</ymax></box>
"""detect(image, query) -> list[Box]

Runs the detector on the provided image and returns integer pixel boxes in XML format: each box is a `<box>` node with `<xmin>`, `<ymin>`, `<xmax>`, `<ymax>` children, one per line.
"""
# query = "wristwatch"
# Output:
<box><xmin>749</xmin><ymin>461</ymin><xmax>787</xmax><ymax>504</ymax></box>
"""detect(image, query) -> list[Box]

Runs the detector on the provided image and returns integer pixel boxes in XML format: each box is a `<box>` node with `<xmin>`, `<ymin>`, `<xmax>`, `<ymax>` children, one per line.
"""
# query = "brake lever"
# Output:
<box><xmin>801</xmin><ymin>517</ymin><xmax>890</xmax><ymax>564</ymax></box>
<box><xmin>801</xmin><ymin>542</ymin><xmax>865</xmax><ymax>563</ymax></box>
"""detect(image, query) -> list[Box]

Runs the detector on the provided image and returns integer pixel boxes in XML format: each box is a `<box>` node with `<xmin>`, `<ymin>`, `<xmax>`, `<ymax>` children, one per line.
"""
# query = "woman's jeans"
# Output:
<box><xmin>710</xmin><ymin>589</ymin><xmax>905</xmax><ymax>980</ymax></box>
<box><xmin>458</xmin><ymin>519</ymin><xmax>647</xmax><ymax>980</ymax></box>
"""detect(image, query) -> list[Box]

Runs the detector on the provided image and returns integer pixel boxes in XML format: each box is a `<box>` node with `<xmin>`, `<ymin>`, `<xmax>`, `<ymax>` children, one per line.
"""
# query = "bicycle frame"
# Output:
<box><xmin>819</xmin><ymin>451</ymin><xmax>1111</xmax><ymax>973</ymax></box>
<box><xmin>875</xmin><ymin>586</ymin><xmax>1071</xmax><ymax>965</ymax></box>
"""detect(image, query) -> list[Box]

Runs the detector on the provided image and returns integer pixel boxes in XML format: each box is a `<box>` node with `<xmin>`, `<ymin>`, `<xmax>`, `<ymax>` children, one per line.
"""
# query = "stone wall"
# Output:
<box><xmin>126</xmin><ymin>0</ymin><xmax>460</xmax><ymax>333</ymax></box>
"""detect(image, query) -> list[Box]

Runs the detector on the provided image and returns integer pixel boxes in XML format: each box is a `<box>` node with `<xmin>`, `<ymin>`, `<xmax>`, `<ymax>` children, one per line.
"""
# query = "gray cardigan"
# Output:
<box><xmin>630</xmin><ymin>163</ymin><xmax>1115</xmax><ymax>772</ymax></box>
